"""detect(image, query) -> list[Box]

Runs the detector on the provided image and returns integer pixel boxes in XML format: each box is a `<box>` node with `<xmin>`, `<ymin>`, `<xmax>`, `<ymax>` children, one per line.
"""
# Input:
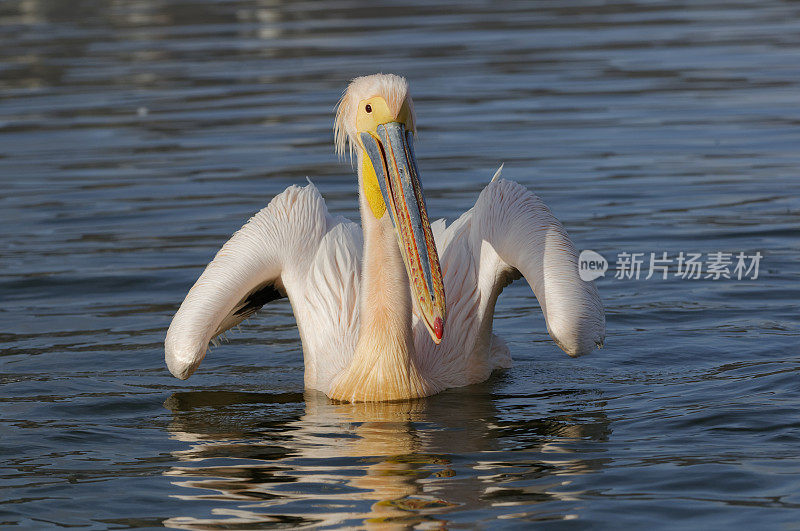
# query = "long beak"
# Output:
<box><xmin>360</xmin><ymin>122</ymin><xmax>446</xmax><ymax>344</ymax></box>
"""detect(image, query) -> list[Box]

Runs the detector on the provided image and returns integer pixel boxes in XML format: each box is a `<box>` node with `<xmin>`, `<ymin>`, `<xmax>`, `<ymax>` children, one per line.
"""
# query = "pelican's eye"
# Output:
<box><xmin>365</xmin><ymin>104</ymin><xmax>372</xmax><ymax>113</ymax></box>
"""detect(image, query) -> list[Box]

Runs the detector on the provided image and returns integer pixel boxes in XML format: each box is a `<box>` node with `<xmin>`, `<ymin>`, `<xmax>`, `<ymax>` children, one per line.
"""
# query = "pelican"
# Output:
<box><xmin>165</xmin><ymin>73</ymin><xmax>604</xmax><ymax>402</ymax></box>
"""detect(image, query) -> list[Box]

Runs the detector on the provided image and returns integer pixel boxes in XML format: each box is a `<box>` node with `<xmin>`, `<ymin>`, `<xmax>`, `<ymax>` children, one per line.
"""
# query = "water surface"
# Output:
<box><xmin>2</xmin><ymin>0</ymin><xmax>799</xmax><ymax>528</ymax></box>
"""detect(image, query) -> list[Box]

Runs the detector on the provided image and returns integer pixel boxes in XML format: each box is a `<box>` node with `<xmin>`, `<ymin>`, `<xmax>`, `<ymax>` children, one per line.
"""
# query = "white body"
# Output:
<box><xmin>165</xmin><ymin>177</ymin><xmax>605</xmax><ymax>398</ymax></box>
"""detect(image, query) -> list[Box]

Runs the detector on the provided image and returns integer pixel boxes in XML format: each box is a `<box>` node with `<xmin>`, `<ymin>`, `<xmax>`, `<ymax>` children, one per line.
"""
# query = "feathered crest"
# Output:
<box><xmin>334</xmin><ymin>73</ymin><xmax>416</xmax><ymax>163</ymax></box>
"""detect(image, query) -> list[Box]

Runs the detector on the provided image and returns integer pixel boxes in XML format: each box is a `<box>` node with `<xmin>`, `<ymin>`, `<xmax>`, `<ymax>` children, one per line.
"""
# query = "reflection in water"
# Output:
<box><xmin>162</xmin><ymin>385</ymin><xmax>610</xmax><ymax>528</ymax></box>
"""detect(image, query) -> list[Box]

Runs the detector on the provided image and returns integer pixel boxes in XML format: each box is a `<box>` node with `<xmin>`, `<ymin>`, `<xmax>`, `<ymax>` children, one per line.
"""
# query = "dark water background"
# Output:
<box><xmin>2</xmin><ymin>0</ymin><xmax>799</xmax><ymax>528</ymax></box>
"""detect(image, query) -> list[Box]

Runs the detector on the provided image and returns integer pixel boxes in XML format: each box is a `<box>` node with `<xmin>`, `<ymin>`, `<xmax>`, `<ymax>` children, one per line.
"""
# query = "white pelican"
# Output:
<box><xmin>165</xmin><ymin>73</ymin><xmax>604</xmax><ymax>402</ymax></box>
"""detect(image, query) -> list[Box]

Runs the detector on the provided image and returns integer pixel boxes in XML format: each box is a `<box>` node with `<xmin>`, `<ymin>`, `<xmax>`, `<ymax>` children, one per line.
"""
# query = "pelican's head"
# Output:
<box><xmin>335</xmin><ymin>74</ymin><xmax>445</xmax><ymax>344</ymax></box>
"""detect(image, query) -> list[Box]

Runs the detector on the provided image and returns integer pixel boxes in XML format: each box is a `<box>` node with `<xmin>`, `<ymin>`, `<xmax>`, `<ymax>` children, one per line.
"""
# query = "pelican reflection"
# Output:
<box><xmin>162</xmin><ymin>384</ymin><xmax>609</xmax><ymax>529</ymax></box>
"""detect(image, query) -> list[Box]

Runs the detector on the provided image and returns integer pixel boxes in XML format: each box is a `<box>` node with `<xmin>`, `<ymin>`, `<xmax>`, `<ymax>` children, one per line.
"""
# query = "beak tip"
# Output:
<box><xmin>433</xmin><ymin>317</ymin><xmax>444</xmax><ymax>342</ymax></box>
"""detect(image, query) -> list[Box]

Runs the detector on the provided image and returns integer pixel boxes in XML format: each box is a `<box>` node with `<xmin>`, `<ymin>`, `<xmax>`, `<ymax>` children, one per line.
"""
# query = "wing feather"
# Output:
<box><xmin>416</xmin><ymin>178</ymin><xmax>604</xmax><ymax>386</ymax></box>
<box><xmin>471</xmin><ymin>179</ymin><xmax>605</xmax><ymax>357</ymax></box>
<box><xmin>165</xmin><ymin>184</ymin><xmax>357</xmax><ymax>381</ymax></box>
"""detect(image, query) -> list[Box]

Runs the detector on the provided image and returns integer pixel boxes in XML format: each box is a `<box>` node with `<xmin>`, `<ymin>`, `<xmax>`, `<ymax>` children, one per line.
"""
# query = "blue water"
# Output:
<box><xmin>2</xmin><ymin>0</ymin><xmax>799</xmax><ymax>528</ymax></box>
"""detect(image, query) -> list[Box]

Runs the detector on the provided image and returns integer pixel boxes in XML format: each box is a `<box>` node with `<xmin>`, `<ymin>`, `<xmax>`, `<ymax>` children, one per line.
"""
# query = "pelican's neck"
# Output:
<box><xmin>328</xmin><ymin>152</ymin><xmax>431</xmax><ymax>402</ymax></box>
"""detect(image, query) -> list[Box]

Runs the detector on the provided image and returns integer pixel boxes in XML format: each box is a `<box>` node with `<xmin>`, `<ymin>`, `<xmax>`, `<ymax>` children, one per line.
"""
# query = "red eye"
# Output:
<box><xmin>365</xmin><ymin>104</ymin><xmax>372</xmax><ymax>113</ymax></box>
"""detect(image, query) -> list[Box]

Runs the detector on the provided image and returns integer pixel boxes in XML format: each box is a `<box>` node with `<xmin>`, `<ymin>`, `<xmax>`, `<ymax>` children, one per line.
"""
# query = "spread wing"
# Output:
<box><xmin>165</xmin><ymin>184</ymin><xmax>361</xmax><ymax>383</ymax></box>
<box><xmin>416</xmin><ymin>178</ymin><xmax>605</xmax><ymax>385</ymax></box>
<box><xmin>471</xmin><ymin>178</ymin><xmax>605</xmax><ymax>356</ymax></box>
